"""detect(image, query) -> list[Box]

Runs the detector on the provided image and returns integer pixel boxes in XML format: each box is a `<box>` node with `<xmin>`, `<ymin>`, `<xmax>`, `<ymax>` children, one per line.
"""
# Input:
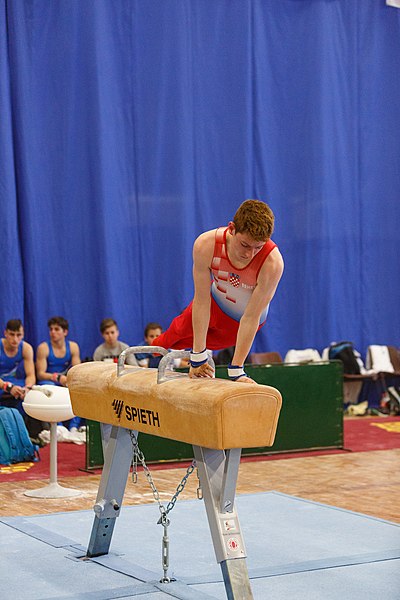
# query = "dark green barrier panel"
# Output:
<box><xmin>85</xmin><ymin>420</ymin><xmax>193</xmax><ymax>469</ymax></box>
<box><xmin>85</xmin><ymin>420</ymin><xmax>104</xmax><ymax>469</ymax></box>
<box><xmin>85</xmin><ymin>361</ymin><xmax>343</xmax><ymax>469</ymax></box>
<box><xmin>225</xmin><ymin>362</ymin><xmax>343</xmax><ymax>455</ymax></box>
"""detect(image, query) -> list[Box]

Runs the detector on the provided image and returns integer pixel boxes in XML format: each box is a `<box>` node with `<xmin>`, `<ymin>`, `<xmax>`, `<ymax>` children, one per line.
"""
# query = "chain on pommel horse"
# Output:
<box><xmin>67</xmin><ymin>347</ymin><xmax>282</xmax><ymax>600</ymax></box>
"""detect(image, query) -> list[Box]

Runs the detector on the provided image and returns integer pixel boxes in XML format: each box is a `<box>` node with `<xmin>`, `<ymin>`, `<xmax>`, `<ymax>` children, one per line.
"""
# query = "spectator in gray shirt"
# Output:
<box><xmin>93</xmin><ymin>318</ymin><xmax>137</xmax><ymax>365</ymax></box>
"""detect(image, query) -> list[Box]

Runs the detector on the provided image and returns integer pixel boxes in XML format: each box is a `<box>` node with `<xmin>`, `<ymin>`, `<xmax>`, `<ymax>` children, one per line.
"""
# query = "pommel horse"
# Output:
<box><xmin>67</xmin><ymin>347</ymin><xmax>282</xmax><ymax>600</ymax></box>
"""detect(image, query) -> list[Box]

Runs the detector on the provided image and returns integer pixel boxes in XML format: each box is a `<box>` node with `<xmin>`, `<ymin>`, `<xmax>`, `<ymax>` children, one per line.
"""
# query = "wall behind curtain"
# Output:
<box><xmin>0</xmin><ymin>0</ymin><xmax>399</xmax><ymax>360</ymax></box>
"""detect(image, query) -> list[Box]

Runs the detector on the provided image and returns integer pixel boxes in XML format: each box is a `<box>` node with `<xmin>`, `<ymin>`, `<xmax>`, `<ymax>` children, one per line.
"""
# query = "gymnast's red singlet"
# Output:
<box><xmin>153</xmin><ymin>227</ymin><xmax>277</xmax><ymax>351</ymax></box>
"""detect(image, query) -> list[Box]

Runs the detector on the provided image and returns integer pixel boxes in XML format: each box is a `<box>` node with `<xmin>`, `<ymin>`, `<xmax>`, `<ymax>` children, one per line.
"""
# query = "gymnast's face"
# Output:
<box><xmin>4</xmin><ymin>327</ymin><xmax>24</xmax><ymax>350</ymax></box>
<box><xmin>49</xmin><ymin>324</ymin><xmax>68</xmax><ymax>344</ymax></box>
<box><xmin>102</xmin><ymin>326</ymin><xmax>119</xmax><ymax>347</ymax></box>
<box><xmin>145</xmin><ymin>328</ymin><xmax>162</xmax><ymax>345</ymax></box>
<box><xmin>227</xmin><ymin>223</ymin><xmax>265</xmax><ymax>266</ymax></box>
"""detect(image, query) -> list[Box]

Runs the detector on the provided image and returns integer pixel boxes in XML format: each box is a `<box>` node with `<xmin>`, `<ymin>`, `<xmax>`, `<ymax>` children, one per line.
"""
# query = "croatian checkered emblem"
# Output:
<box><xmin>229</xmin><ymin>273</ymin><xmax>240</xmax><ymax>288</ymax></box>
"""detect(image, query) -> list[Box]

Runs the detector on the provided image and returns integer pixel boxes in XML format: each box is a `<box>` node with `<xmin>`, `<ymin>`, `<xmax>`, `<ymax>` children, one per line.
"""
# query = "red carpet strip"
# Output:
<box><xmin>1</xmin><ymin>416</ymin><xmax>399</xmax><ymax>482</ymax></box>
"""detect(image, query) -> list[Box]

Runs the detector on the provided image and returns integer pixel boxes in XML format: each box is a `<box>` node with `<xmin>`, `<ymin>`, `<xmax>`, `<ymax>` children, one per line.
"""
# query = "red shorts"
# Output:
<box><xmin>153</xmin><ymin>297</ymin><xmax>264</xmax><ymax>351</ymax></box>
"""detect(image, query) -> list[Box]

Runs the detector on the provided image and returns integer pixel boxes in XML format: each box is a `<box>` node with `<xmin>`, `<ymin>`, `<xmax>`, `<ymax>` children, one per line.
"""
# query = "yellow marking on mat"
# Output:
<box><xmin>371</xmin><ymin>422</ymin><xmax>400</xmax><ymax>434</ymax></box>
<box><xmin>0</xmin><ymin>462</ymin><xmax>34</xmax><ymax>474</ymax></box>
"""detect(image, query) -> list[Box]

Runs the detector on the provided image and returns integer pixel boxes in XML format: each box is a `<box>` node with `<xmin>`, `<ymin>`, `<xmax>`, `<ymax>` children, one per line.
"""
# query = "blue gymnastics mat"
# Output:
<box><xmin>1</xmin><ymin>491</ymin><xmax>399</xmax><ymax>599</ymax></box>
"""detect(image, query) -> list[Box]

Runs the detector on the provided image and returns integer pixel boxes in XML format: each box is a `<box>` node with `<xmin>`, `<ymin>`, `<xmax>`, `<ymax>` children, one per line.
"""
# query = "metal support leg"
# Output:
<box><xmin>193</xmin><ymin>445</ymin><xmax>253</xmax><ymax>600</ymax></box>
<box><xmin>87</xmin><ymin>426</ymin><xmax>133</xmax><ymax>557</ymax></box>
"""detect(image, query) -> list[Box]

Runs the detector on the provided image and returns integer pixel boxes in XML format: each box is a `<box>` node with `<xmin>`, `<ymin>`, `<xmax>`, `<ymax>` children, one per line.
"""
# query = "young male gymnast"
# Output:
<box><xmin>153</xmin><ymin>199</ymin><xmax>284</xmax><ymax>383</ymax></box>
<box><xmin>0</xmin><ymin>319</ymin><xmax>35</xmax><ymax>408</ymax></box>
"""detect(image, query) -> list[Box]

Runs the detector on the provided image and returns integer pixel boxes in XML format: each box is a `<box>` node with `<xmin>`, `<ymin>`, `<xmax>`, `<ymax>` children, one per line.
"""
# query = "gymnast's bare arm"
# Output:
<box><xmin>232</xmin><ymin>247</ymin><xmax>284</xmax><ymax>383</ymax></box>
<box><xmin>36</xmin><ymin>342</ymin><xmax>51</xmax><ymax>382</ymax></box>
<box><xmin>58</xmin><ymin>341</ymin><xmax>81</xmax><ymax>387</ymax></box>
<box><xmin>190</xmin><ymin>230</ymin><xmax>216</xmax><ymax>378</ymax></box>
<box><xmin>22</xmin><ymin>341</ymin><xmax>36</xmax><ymax>391</ymax></box>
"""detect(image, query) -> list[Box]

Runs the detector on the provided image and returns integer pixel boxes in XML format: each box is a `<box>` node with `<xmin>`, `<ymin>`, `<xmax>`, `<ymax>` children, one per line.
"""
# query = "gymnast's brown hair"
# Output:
<box><xmin>232</xmin><ymin>199</ymin><xmax>274</xmax><ymax>242</ymax></box>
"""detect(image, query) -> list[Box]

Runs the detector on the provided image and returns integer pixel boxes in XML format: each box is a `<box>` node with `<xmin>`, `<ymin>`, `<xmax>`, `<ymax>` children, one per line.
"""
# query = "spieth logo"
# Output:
<box><xmin>110</xmin><ymin>398</ymin><xmax>161</xmax><ymax>428</ymax></box>
<box><xmin>112</xmin><ymin>398</ymin><xmax>124</xmax><ymax>419</ymax></box>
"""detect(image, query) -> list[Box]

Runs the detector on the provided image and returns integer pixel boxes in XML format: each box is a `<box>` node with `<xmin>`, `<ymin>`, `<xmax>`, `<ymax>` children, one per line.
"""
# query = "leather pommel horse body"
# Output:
<box><xmin>68</xmin><ymin>361</ymin><xmax>281</xmax><ymax>450</ymax></box>
<box><xmin>68</xmin><ymin>354</ymin><xmax>282</xmax><ymax>600</ymax></box>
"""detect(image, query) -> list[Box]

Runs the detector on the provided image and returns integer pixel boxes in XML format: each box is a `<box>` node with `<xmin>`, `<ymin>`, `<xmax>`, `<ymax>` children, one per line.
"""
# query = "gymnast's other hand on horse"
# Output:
<box><xmin>189</xmin><ymin>362</ymin><xmax>215</xmax><ymax>378</ymax></box>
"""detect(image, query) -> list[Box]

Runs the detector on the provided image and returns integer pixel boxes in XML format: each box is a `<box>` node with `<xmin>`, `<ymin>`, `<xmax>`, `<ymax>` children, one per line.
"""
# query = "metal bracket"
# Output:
<box><xmin>192</xmin><ymin>446</ymin><xmax>246</xmax><ymax>563</ymax></box>
<box><xmin>220</xmin><ymin>449</ymin><xmax>241</xmax><ymax>513</ymax></box>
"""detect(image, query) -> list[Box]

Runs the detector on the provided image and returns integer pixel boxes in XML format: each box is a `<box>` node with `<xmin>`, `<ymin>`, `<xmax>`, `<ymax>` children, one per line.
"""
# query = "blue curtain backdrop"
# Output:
<box><xmin>1</xmin><ymin>0</ymin><xmax>399</xmax><ymax>360</ymax></box>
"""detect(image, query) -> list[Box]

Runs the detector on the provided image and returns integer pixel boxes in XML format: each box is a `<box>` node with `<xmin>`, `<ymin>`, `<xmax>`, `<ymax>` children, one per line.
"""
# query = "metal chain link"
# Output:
<box><xmin>163</xmin><ymin>461</ymin><xmax>196</xmax><ymax>515</ymax></box>
<box><xmin>129</xmin><ymin>431</ymin><xmax>198</xmax><ymax>583</ymax></box>
<box><xmin>131</xmin><ymin>439</ymin><xmax>138</xmax><ymax>484</ymax></box>
<box><xmin>130</xmin><ymin>430</ymin><xmax>197</xmax><ymax>517</ymax></box>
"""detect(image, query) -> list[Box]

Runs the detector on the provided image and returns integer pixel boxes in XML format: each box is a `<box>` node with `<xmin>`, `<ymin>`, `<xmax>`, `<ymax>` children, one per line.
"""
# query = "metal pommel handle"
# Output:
<box><xmin>117</xmin><ymin>346</ymin><xmax>168</xmax><ymax>377</ymax></box>
<box><xmin>157</xmin><ymin>350</ymin><xmax>190</xmax><ymax>384</ymax></box>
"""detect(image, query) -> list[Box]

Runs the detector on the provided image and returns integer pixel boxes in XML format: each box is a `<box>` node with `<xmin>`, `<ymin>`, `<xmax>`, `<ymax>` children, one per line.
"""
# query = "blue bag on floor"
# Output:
<box><xmin>0</xmin><ymin>406</ymin><xmax>39</xmax><ymax>465</ymax></box>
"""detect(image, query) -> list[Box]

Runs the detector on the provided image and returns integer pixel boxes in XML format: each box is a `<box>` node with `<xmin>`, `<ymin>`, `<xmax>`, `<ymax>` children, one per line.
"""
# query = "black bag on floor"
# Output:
<box><xmin>328</xmin><ymin>341</ymin><xmax>361</xmax><ymax>375</ymax></box>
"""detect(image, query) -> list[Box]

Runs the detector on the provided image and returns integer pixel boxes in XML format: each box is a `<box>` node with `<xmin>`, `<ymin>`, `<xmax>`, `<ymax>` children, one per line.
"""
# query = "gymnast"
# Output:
<box><xmin>153</xmin><ymin>199</ymin><xmax>284</xmax><ymax>383</ymax></box>
<box><xmin>0</xmin><ymin>319</ymin><xmax>35</xmax><ymax>409</ymax></box>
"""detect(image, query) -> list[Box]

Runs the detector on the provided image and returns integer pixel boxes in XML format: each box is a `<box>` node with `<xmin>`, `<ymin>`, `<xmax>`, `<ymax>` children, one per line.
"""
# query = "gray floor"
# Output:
<box><xmin>1</xmin><ymin>491</ymin><xmax>399</xmax><ymax>599</ymax></box>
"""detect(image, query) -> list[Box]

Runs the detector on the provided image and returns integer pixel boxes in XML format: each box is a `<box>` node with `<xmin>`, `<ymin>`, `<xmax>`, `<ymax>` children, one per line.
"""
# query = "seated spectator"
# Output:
<box><xmin>213</xmin><ymin>346</ymin><xmax>251</xmax><ymax>366</ymax></box>
<box><xmin>136</xmin><ymin>322</ymin><xmax>190</xmax><ymax>369</ymax></box>
<box><xmin>36</xmin><ymin>316</ymin><xmax>80</xmax><ymax>386</ymax></box>
<box><xmin>93</xmin><ymin>318</ymin><xmax>137</xmax><ymax>365</ymax></box>
<box><xmin>213</xmin><ymin>346</ymin><xmax>235</xmax><ymax>366</ymax></box>
<box><xmin>0</xmin><ymin>319</ymin><xmax>35</xmax><ymax>414</ymax></box>
<box><xmin>136</xmin><ymin>322</ymin><xmax>163</xmax><ymax>367</ymax></box>
<box><xmin>93</xmin><ymin>318</ymin><xmax>137</xmax><ymax>451</ymax></box>
<box><xmin>36</xmin><ymin>316</ymin><xmax>81</xmax><ymax>430</ymax></box>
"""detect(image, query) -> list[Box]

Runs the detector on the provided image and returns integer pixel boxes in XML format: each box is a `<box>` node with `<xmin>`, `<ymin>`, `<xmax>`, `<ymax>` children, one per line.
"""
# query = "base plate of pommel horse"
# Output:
<box><xmin>67</xmin><ymin>347</ymin><xmax>282</xmax><ymax>600</ymax></box>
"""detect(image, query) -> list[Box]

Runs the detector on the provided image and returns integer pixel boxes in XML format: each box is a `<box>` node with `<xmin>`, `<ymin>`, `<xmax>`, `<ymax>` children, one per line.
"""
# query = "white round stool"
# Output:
<box><xmin>23</xmin><ymin>385</ymin><xmax>81</xmax><ymax>498</ymax></box>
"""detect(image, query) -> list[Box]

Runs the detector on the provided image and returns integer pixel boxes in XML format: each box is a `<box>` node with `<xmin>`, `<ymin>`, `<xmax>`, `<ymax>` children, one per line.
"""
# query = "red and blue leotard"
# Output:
<box><xmin>153</xmin><ymin>227</ymin><xmax>277</xmax><ymax>351</ymax></box>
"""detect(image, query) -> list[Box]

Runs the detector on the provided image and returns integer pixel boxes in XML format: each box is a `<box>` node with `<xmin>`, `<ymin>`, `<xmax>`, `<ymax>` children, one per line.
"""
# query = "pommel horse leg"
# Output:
<box><xmin>193</xmin><ymin>445</ymin><xmax>253</xmax><ymax>600</ymax></box>
<box><xmin>87</xmin><ymin>432</ymin><xmax>253</xmax><ymax>598</ymax></box>
<box><xmin>87</xmin><ymin>425</ymin><xmax>133</xmax><ymax>558</ymax></box>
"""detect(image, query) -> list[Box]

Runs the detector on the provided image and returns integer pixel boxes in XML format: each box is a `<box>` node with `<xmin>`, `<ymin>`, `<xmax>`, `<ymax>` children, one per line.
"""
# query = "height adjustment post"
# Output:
<box><xmin>193</xmin><ymin>445</ymin><xmax>253</xmax><ymax>600</ymax></box>
<box><xmin>86</xmin><ymin>425</ymin><xmax>133</xmax><ymax>558</ymax></box>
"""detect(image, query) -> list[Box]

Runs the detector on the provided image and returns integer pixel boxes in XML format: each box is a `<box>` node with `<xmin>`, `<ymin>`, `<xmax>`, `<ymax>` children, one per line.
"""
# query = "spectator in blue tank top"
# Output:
<box><xmin>0</xmin><ymin>319</ymin><xmax>36</xmax><ymax>413</ymax></box>
<box><xmin>36</xmin><ymin>316</ymin><xmax>81</xmax><ymax>386</ymax></box>
<box><xmin>36</xmin><ymin>316</ymin><xmax>81</xmax><ymax>430</ymax></box>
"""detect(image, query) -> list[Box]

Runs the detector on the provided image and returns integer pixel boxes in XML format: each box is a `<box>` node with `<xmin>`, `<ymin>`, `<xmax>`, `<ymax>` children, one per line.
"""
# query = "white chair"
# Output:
<box><xmin>23</xmin><ymin>385</ymin><xmax>81</xmax><ymax>498</ymax></box>
<box><xmin>284</xmin><ymin>348</ymin><xmax>322</xmax><ymax>364</ymax></box>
